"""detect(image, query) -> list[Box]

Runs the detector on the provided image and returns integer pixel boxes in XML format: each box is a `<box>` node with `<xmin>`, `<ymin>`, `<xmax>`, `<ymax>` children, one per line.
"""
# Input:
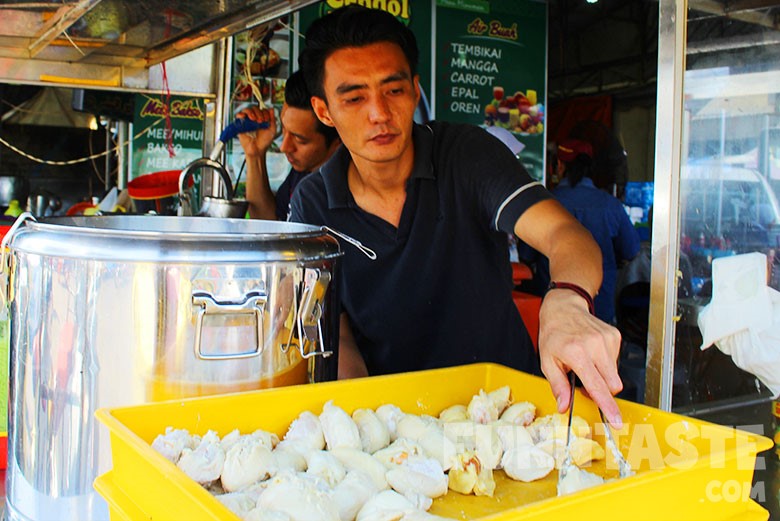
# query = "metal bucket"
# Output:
<box><xmin>2</xmin><ymin>215</ymin><xmax>342</xmax><ymax>521</ymax></box>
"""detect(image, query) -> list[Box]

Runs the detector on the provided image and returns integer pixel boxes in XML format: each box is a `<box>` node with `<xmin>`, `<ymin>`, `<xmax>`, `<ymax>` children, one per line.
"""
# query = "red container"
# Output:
<box><xmin>0</xmin><ymin>434</ymin><xmax>6</xmax><ymax>469</ymax></box>
<box><xmin>127</xmin><ymin>170</ymin><xmax>185</xmax><ymax>200</ymax></box>
<box><xmin>128</xmin><ymin>171</ymin><xmax>193</xmax><ymax>215</ymax></box>
<box><xmin>65</xmin><ymin>201</ymin><xmax>98</xmax><ymax>216</ymax></box>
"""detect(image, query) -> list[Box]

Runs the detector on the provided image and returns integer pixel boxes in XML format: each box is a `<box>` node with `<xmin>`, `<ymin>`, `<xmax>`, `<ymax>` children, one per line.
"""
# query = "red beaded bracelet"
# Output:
<box><xmin>547</xmin><ymin>281</ymin><xmax>595</xmax><ymax>316</ymax></box>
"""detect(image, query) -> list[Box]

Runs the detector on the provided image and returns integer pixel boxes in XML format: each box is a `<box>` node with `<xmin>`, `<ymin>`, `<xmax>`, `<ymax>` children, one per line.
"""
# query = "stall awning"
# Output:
<box><xmin>0</xmin><ymin>0</ymin><xmax>318</xmax><ymax>90</ymax></box>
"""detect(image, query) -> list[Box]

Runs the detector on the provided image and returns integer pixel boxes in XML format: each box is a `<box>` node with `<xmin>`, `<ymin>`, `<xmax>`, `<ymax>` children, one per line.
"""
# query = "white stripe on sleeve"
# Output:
<box><xmin>493</xmin><ymin>181</ymin><xmax>544</xmax><ymax>230</ymax></box>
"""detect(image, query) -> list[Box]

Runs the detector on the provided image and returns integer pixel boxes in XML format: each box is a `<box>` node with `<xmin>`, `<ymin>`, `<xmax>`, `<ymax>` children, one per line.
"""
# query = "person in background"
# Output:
<box><xmin>616</xmin><ymin>205</ymin><xmax>694</xmax><ymax>300</ymax></box>
<box><xmin>549</xmin><ymin>138</ymin><xmax>640</xmax><ymax>323</ymax></box>
<box><xmin>236</xmin><ymin>69</ymin><xmax>341</xmax><ymax>220</ymax></box>
<box><xmin>290</xmin><ymin>6</ymin><xmax>625</xmax><ymax>426</ymax></box>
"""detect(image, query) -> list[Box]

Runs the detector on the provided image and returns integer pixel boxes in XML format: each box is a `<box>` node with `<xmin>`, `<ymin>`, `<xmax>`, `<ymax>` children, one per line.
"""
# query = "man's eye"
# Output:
<box><xmin>345</xmin><ymin>96</ymin><xmax>362</xmax><ymax>104</ymax></box>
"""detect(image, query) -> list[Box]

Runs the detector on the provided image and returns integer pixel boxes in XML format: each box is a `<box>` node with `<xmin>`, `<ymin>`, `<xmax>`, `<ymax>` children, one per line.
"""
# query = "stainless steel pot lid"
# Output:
<box><xmin>7</xmin><ymin>215</ymin><xmax>342</xmax><ymax>263</ymax></box>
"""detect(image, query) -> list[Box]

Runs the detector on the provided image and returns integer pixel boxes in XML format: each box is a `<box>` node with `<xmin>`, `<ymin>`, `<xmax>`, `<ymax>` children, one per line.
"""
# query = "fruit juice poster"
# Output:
<box><xmin>434</xmin><ymin>0</ymin><xmax>547</xmax><ymax>181</ymax></box>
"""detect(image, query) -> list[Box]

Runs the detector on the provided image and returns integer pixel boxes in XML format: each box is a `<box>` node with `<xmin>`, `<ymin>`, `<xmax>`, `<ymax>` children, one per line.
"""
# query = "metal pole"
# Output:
<box><xmin>645</xmin><ymin>0</ymin><xmax>687</xmax><ymax>410</ymax></box>
<box><xmin>117</xmin><ymin>121</ymin><xmax>128</xmax><ymax>190</ymax></box>
<box><xmin>210</xmin><ymin>37</ymin><xmax>233</xmax><ymax>199</ymax></box>
<box><xmin>104</xmin><ymin>118</ymin><xmax>112</xmax><ymax>192</ymax></box>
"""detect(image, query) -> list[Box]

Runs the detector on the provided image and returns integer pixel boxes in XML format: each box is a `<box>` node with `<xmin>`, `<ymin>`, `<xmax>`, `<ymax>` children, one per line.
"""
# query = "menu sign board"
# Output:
<box><xmin>434</xmin><ymin>0</ymin><xmax>547</xmax><ymax>181</ymax></box>
<box><xmin>131</xmin><ymin>94</ymin><xmax>206</xmax><ymax>177</ymax></box>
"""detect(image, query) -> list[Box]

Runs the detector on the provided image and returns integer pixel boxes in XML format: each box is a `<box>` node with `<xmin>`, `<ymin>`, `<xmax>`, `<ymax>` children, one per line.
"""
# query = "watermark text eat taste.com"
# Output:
<box><xmin>589</xmin><ymin>421</ymin><xmax>771</xmax><ymax>504</ymax></box>
<box><xmin>590</xmin><ymin>421</ymin><xmax>766</xmax><ymax>471</ymax></box>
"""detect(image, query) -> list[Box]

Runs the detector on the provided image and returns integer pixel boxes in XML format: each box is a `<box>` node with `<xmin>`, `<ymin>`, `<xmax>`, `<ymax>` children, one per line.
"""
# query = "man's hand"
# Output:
<box><xmin>538</xmin><ymin>288</ymin><xmax>624</xmax><ymax>428</ymax></box>
<box><xmin>236</xmin><ymin>106</ymin><xmax>278</xmax><ymax>220</ymax></box>
<box><xmin>235</xmin><ymin>106</ymin><xmax>277</xmax><ymax>158</ymax></box>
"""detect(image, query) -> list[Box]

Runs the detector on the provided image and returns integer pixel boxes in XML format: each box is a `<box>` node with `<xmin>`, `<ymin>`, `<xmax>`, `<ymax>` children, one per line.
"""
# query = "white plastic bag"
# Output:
<box><xmin>698</xmin><ymin>252</ymin><xmax>780</xmax><ymax>398</ymax></box>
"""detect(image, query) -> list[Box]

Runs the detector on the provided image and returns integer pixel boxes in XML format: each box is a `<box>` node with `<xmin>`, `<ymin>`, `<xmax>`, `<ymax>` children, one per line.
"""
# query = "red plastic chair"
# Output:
<box><xmin>511</xmin><ymin>262</ymin><xmax>533</xmax><ymax>285</ymax></box>
<box><xmin>512</xmin><ymin>290</ymin><xmax>541</xmax><ymax>352</ymax></box>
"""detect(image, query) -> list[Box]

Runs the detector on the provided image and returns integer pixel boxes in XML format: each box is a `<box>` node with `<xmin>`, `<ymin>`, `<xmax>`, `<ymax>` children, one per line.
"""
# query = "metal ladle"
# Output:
<box><xmin>178</xmin><ymin>118</ymin><xmax>269</xmax><ymax>218</ymax></box>
<box><xmin>178</xmin><ymin>158</ymin><xmax>248</xmax><ymax>218</ymax></box>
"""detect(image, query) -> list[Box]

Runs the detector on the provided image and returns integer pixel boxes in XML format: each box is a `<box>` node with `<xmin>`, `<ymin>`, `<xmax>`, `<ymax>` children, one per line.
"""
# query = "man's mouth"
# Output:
<box><xmin>370</xmin><ymin>132</ymin><xmax>397</xmax><ymax>145</ymax></box>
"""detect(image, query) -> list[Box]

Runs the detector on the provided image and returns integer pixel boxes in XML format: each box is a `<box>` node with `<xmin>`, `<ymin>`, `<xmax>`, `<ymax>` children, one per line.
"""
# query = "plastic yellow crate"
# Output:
<box><xmin>95</xmin><ymin>363</ymin><xmax>773</xmax><ymax>520</ymax></box>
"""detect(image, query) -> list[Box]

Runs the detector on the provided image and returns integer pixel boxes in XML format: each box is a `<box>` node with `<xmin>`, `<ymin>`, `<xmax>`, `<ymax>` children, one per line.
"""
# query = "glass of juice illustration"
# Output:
<box><xmin>493</xmin><ymin>86</ymin><xmax>504</xmax><ymax>101</ymax></box>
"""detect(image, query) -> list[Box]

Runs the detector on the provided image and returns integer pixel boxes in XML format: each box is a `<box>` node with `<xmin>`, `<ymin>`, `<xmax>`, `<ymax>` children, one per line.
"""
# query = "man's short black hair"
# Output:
<box><xmin>284</xmin><ymin>69</ymin><xmax>339</xmax><ymax>145</ymax></box>
<box><xmin>299</xmin><ymin>6</ymin><xmax>419</xmax><ymax>102</ymax></box>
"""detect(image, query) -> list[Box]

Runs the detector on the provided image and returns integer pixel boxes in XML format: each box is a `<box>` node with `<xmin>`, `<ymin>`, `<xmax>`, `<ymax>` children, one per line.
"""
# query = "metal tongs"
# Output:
<box><xmin>599</xmin><ymin>408</ymin><xmax>634</xmax><ymax>478</ymax></box>
<box><xmin>557</xmin><ymin>373</ymin><xmax>634</xmax><ymax>496</ymax></box>
<box><xmin>557</xmin><ymin>371</ymin><xmax>578</xmax><ymax>492</ymax></box>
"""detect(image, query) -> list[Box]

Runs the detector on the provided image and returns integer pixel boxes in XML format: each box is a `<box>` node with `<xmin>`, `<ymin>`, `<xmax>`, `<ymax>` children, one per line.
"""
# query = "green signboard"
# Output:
<box><xmin>131</xmin><ymin>94</ymin><xmax>207</xmax><ymax>177</ymax></box>
<box><xmin>434</xmin><ymin>0</ymin><xmax>547</xmax><ymax>181</ymax></box>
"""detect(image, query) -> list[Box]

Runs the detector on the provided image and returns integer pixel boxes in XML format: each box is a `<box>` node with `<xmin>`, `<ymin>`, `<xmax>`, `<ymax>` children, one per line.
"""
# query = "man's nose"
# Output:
<box><xmin>367</xmin><ymin>94</ymin><xmax>392</xmax><ymax>124</ymax></box>
<box><xmin>279</xmin><ymin>132</ymin><xmax>293</xmax><ymax>153</ymax></box>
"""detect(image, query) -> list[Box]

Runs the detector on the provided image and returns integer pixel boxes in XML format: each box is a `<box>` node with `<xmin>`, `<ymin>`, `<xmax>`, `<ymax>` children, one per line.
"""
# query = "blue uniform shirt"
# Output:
<box><xmin>290</xmin><ymin>121</ymin><xmax>551</xmax><ymax>376</ymax></box>
<box><xmin>553</xmin><ymin>177</ymin><xmax>641</xmax><ymax>322</ymax></box>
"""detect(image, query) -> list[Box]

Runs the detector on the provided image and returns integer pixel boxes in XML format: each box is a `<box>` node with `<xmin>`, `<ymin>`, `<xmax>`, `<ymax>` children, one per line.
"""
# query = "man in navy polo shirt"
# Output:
<box><xmin>237</xmin><ymin>70</ymin><xmax>341</xmax><ymax>220</ymax></box>
<box><xmin>292</xmin><ymin>6</ymin><xmax>625</xmax><ymax>426</ymax></box>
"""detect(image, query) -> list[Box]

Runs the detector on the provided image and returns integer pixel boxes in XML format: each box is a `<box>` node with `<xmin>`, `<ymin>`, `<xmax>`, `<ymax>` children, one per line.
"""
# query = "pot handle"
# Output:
<box><xmin>0</xmin><ymin>212</ymin><xmax>36</xmax><ymax>314</ymax></box>
<box><xmin>322</xmin><ymin>226</ymin><xmax>377</xmax><ymax>260</ymax></box>
<box><xmin>282</xmin><ymin>268</ymin><xmax>334</xmax><ymax>359</ymax></box>
<box><xmin>192</xmin><ymin>290</ymin><xmax>266</xmax><ymax>360</ymax></box>
<box><xmin>0</xmin><ymin>211</ymin><xmax>36</xmax><ymax>270</ymax></box>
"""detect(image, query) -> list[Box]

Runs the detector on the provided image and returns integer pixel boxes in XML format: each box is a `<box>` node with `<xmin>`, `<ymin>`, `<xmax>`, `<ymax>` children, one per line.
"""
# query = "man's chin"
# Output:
<box><xmin>287</xmin><ymin>158</ymin><xmax>303</xmax><ymax>171</ymax></box>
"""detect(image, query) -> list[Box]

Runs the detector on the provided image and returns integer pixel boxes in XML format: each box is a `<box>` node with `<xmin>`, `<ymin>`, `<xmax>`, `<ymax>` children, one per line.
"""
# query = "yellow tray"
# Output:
<box><xmin>95</xmin><ymin>363</ymin><xmax>773</xmax><ymax>520</ymax></box>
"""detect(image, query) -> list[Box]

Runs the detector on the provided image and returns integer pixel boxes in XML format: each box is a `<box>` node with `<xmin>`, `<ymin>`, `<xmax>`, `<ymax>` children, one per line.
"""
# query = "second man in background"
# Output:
<box><xmin>236</xmin><ymin>70</ymin><xmax>341</xmax><ymax>220</ymax></box>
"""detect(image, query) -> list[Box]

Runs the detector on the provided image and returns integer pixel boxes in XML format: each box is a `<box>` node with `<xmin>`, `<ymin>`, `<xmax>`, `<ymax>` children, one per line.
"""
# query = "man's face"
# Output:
<box><xmin>279</xmin><ymin>103</ymin><xmax>337</xmax><ymax>173</ymax></box>
<box><xmin>310</xmin><ymin>41</ymin><xmax>420</xmax><ymax>167</ymax></box>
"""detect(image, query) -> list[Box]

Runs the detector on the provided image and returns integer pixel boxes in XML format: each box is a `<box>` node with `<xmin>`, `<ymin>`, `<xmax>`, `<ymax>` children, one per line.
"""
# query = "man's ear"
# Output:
<box><xmin>311</xmin><ymin>96</ymin><xmax>335</xmax><ymax>127</ymax></box>
<box><xmin>413</xmin><ymin>74</ymin><xmax>421</xmax><ymax>105</ymax></box>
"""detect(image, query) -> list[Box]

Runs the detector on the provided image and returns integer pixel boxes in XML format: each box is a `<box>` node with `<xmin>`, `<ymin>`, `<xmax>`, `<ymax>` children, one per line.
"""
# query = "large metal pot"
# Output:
<box><xmin>3</xmin><ymin>215</ymin><xmax>342</xmax><ymax>521</ymax></box>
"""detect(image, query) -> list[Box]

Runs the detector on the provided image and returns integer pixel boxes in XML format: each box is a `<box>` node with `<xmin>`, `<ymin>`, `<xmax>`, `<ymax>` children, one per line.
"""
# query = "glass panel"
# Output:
<box><xmin>674</xmin><ymin>4</ymin><xmax>780</xmax><ymax>410</ymax></box>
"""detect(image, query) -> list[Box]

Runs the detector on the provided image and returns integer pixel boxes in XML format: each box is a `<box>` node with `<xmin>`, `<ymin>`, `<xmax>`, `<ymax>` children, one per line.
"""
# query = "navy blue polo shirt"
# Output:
<box><xmin>290</xmin><ymin>121</ymin><xmax>551</xmax><ymax>376</ymax></box>
<box><xmin>275</xmin><ymin>168</ymin><xmax>308</xmax><ymax>221</ymax></box>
